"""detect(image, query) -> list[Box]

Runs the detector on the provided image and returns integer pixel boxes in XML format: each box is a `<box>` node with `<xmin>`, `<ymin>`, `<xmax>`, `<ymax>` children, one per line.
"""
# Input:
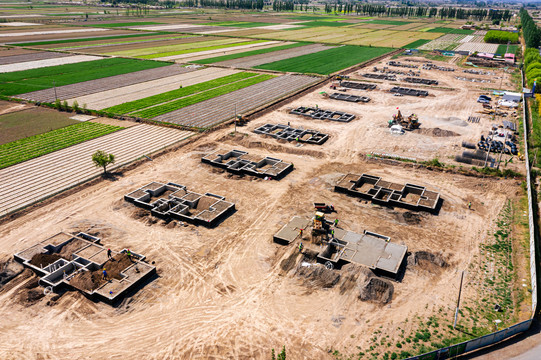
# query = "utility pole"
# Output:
<box><xmin>234</xmin><ymin>104</ymin><xmax>237</xmax><ymax>134</ymax></box>
<box><xmin>53</xmin><ymin>80</ymin><xmax>57</xmax><ymax>102</ymax></box>
<box><xmin>453</xmin><ymin>270</ymin><xmax>465</xmax><ymax>329</ymax></box>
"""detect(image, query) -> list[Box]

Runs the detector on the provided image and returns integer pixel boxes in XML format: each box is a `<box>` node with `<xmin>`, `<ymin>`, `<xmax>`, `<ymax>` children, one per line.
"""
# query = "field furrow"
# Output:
<box><xmin>68</xmin><ymin>67</ymin><xmax>240</xmax><ymax>110</ymax></box>
<box><xmin>17</xmin><ymin>64</ymin><xmax>189</xmax><ymax>103</ymax></box>
<box><xmin>154</xmin><ymin>74</ymin><xmax>319</xmax><ymax>128</ymax></box>
<box><xmin>0</xmin><ymin>124</ymin><xmax>193</xmax><ymax>215</ymax></box>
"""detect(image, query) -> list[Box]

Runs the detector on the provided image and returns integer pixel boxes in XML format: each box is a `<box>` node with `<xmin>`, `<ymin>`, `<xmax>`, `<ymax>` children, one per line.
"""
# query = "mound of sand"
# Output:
<box><xmin>408</xmin><ymin>251</ymin><xmax>447</xmax><ymax>268</ymax></box>
<box><xmin>418</xmin><ymin>128</ymin><xmax>460</xmax><ymax>137</ymax></box>
<box><xmin>69</xmin><ymin>253</ymin><xmax>134</xmax><ymax>292</ymax></box>
<box><xmin>295</xmin><ymin>264</ymin><xmax>341</xmax><ymax>288</ymax></box>
<box><xmin>358</xmin><ymin>277</ymin><xmax>394</xmax><ymax>304</ymax></box>
<box><xmin>29</xmin><ymin>253</ymin><xmax>62</xmax><ymax>267</ymax></box>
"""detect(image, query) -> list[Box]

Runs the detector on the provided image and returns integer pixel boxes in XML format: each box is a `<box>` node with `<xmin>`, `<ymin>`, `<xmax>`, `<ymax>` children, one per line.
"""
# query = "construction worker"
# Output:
<box><xmin>334</xmin><ymin>218</ymin><xmax>339</xmax><ymax>227</ymax></box>
<box><xmin>299</xmin><ymin>228</ymin><xmax>303</xmax><ymax>238</ymax></box>
<box><xmin>107</xmin><ymin>249</ymin><xmax>112</xmax><ymax>259</ymax></box>
<box><xmin>296</xmin><ymin>136</ymin><xmax>299</xmax><ymax>142</ymax></box>
<box><xmin>468</xmin><ymin>202</ymin><xmax>472</xmax><ymax>210</ymax></box>
<box><xmin>331</xmin><ymin>229</ymin><xmax>335</xmax><ymax>238</ymax></box>
<box><xmin>127</xmin><ymin>249</ymin><xmax>132</xmax><ymax>261</ymax></box>
<box><xmin>298</xmin><ymin>242</ymin><xmax>304</xmax><ymax>253</ymax></box>
<box><xmin>102</xmin><ymin>268</ymin><xmax>107</xmax><ymax>280</ymax></box>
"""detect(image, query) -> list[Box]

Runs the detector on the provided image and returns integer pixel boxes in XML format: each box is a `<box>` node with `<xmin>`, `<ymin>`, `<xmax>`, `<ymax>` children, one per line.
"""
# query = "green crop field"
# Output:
<box><xmin>105</xmin><ymin>72</ymin><xmax>259</xmax><ymax>114</ymax></box>
<box><xmin>366</xmin><ymin>19</ymin><xmax>413</xmax><ymax>26</ymax></box>
<box><xmin>0</xmin><ymin>121</ymin><xmax>123</xmax><ymax>169</ymax></box>
<box><xmin>1</xmin><ymin>58</ymin><xmax>169</xmax><ymax>96</ymax></box>
<box><xmin>403</xmin><ymin>39</ymin><xmax>431</xmax><ymax>48</ymax></box>
<box><xmin>192</xmin><ymin>42</ymin><xmax>308</xmax><ymax>64</ymax></box>
<box><xmin>426</xmin><ymin>27</ymin><xmax>474</xmax><ymax>34</ymax></box>
<box><xmin>53</xmin><ymin>35</ymin><xmax>192</xmax><ymax>50</ymax></box>
<box><xmin>133</xmin><ymin>74</ymin><xmax>275</xmax><ymax>119</ymax></box>
<box><xmin>0</xmin><ymin>107</ymin><xmax>78</xmax><ymax>145</ymax></box>
<box><xmin>496</xmin><ymin>44</ymin><xmax>518</xmax><ymax>55</ymax></box>
<box><xmin>255</xmin><ymin>45</ymin><xmax>392</xmax><ymax>75</ymax></box>
<box><xmin>137</xmin><ymin>40</ymin><xmax>268</xmax><ymax>59</ymax></box>
<box><xmin>10</xmin><ymin>33</ymin><xmax>172</xmax><ymax>47</ymax></box>
<box><xmin>297</xmin><ymin>21</ymin><xmax>355</xmax><ymax>27</ymax></box>
<box><xmin>87</xmin><ymin>22</ymin><xmax>163</xmax><ymax>28</ymax></box>
<box><xmin>202</xmin><ymin>21</ymin><xmax>276</xmax><ymax>28</ymax></box>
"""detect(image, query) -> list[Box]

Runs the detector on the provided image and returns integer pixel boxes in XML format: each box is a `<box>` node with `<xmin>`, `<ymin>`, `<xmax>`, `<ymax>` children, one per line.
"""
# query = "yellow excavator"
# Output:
<box><xmin>388</xmin><ymin>110</ymin><xmax>420</xmax><ymax>130</ymax></box>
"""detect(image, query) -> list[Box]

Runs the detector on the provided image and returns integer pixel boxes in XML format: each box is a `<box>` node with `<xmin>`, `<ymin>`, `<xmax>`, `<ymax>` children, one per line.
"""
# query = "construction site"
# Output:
<box><xmin>0</xmin><ymin>52</ymin><xmax>530</xmax><ymax>360</ymax></box>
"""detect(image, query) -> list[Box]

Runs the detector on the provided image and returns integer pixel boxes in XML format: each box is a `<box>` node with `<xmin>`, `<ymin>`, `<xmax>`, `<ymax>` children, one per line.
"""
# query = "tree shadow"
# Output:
<box><xmin>101</xmin><ymin>171</ymin><xmax>124</xmax><ymax>182</ymax></box>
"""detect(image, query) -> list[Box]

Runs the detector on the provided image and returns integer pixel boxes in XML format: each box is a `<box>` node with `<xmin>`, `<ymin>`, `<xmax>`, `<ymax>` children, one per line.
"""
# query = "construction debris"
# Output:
<box><xmin>125</xmin><ymin>182</ymin><xmax>236</xmax><ymax>227</ymax></box>
<box><xmin>14</xmin><ymin>232</ymin><xmax>155</xmax><ymax>304</ymax></box>
<box><xmin>403</xmin><ymin>77</ymin><xmax>438</xmax><ymax>86</ymax></box>
<box><xmin>388</xmin><ymin>110</ymin><xmax>420</xmax><ymax>130</ymax></box>
<box><xmin>339</xmin><ymin>81</ymin><xmax>377</xmax><ymax>90</ymax></box>
<box><xmin>387</xmin><ymin>61</ymin><xmax>418</xmax><ymax>69</ymax></box>
<box><xmin>468</xmin><ymin>116</ymin><xmax>480</xmax><ymax>123</ymax></box>
<box><xmin>202</xmin><ymin>149</ymin><xmax>293</xmax><ymax>180</ymax></box>
<box><xmin>363</xmin><ymin>73</ymin><xmax>397</xmax><ymax>81</ymax></box>
<box><xmin>422</xmin><ymin>63</ymin><xmax>454</xmax><ymax>72</ymax></box>
<box><xmin>329</xmin><ymin>92</ymin><xmax>370</xmax><ymax>103</ymax></box>
<box><xmin>335</xmin><ymin>173</ymin><xmax>440</xmax><ymax>213</ymax></box>
<box><xmin>290</xmin><ymin>106</ymin><xmax>355</xmax><ymax>123</ymax></box>
<box><xmin>390</xmin><ymin>86</ymin><xmax>429</xmax><ymax>97</ymax></box>
<box><xmin>253</xmin><ymin>123</ymin><xmax>329</xmax><ymax>145</ymax></box>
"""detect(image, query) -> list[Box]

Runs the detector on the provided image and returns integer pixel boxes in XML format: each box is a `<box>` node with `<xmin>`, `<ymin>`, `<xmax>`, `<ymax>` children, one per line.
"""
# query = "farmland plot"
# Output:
<box><xmin>454</xmin><ymin>42</ymin><xmax>499</xmax><ymax>53</ymax></box>
<box><xmin>0</xmin><ymin>51</ymin><xmax>68</xmax><ymax>65</ymax></box>
<box><xmin>17</xmin><ymin>64</ymin><xmax>188</xmax><ymax>103</ymax></box>
<box><xmin>0</xmin><ymin>124</ymin><xmax>193</xmax><ymax>215</ymax></box>
<box><xmin>154</xmin><ymin>74</ymin><xmax>319</xmax><ymax>128</ymax></box>
<box><xmin>0</xmin><ymin>54</ymin><xmax>102</xmax><ymax>73</ymax></box>
<box><xmin>1</xmin><ymin>57</ymin><xmax>169</xmax><ymax>96</ymax></box>
<box><xmin>212</xmin><ymin>43</ymin><xmax>331</xmax><ymax>68</ymax></box>
<box><xmin>155</xmin><ymin>41</ymin><xmax>281</xmax><ymax>61</ymax></box>
<box><xmin>418</xmin><ymin>34</ymin><xmax>467</xmax><ymax>51</ymax></box>
<box><xmin>69</xmin><ymin>67</ymin><xmax>241</xmax><ymax>110</ymax></box>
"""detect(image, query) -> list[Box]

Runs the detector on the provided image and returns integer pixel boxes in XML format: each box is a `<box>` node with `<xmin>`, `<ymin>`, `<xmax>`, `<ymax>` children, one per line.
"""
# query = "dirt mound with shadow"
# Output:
<box><xmin>418</xmin><ymin>128</ymin><xmax>460</xmax><ymax>137</ymax></box>
<box><xmin>397</xmin><ymin>211</ymin><xmax>423</xmax><ymax>225</ymax></box>
<box><xmin>0</xmin><ymin>258</ymin><xmax>24</xmax><ymax>287</ymax></box>
<box><xmin>338</xmin><ymin>264</ymin><xmax>372</xmax><ymax>295</ymax></box>
<box><xmin>280</xmin><ymin>249</ymin><xmax>301</xmax><ymax>273</ymax></box>
<box><xmin>29</xmin><ymin>253</ymin><xmax>62</xmax><ymax>267</ymax></box>
<box><xmin>408</xmin><ymin>251</ymin><xmax>447</xmax><ymax>268</ymax></box>
<box><xmin>70</xmin><ymin>253</ymin><xmax>134</xmax><ymax>292</ymax></box>
<box><xmin>295</xmin><ymin>264</ymin><xmax>341</xmax><ymax>288</ymax></box>
<box><xmin>359</xmin><ymin>277</ymin><xmax>394</xmax><ymax>304</ymax></box>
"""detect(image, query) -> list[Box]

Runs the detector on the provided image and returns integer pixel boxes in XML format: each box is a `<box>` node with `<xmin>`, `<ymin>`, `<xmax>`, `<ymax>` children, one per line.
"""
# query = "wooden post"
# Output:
<box><xmin>454</xmin><ymin>270</ymin><xmax>465</xmax><ymax>329</ymax></box>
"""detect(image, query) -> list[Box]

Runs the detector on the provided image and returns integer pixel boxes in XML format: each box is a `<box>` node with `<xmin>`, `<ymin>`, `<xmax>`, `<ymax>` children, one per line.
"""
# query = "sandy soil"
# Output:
<box><xmin>0</xmin><ymin>100</ymin><xmax>29</xmax><ymax>115</ymax></box>
<box><xmin>253</xmin><ymin>55</ymin><xmax>518</xmax><ymax>170</ymax></box>
<box><xmin>0</xmin><ymin>79</ymin><xmax>521</xmax><ymax>360</ymax></box>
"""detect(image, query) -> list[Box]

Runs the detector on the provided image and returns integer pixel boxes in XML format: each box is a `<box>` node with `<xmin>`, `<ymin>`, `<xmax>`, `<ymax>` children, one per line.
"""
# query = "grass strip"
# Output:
<box><xmin>402</xmin><ymin>39</ymin><xmax>431</xmax><ymax>49</ymax></box>
<box><xmin>426</xmin><ymin>27</ymin><xmax>474</xmax><ymax>34</ymax></box>
<box><xmin>105</xmin><ymin>72</ymin><xmax>259</xmax><ymax>114</ymax></box>
<box><xmin>1</xmin><ymin>58</ymin><xmax>169</xmax><ymax>96</ymax></box>
<box><xmin>133</xmin><ymin>74</ymin><xmax>275</xmax><ymax>118</ymax></box>
<box><xmin>137</xmin><ymin>40</ymin><xmax>268</xmax><ymax>59</ymax></box>
<box><xmin>10</xmin><ymin>32</ymin><xmax>172</xmax><ymax>47</ymax></box>
<box><xmin>86</xmin><ymin>22</ymin><xmax>163</xmax><ymax>28</ymax></box>
<box><xmin>0</xmin><ymin>122</ymin><xmax>123</xmax><ymax>169</ymax></box>
<box><xmin>255</xmin><ymin>45</ymin><xmax>392</xmax><ymax>75</ymax></box>
<box><xmin>192</xmin><ymin>42</ymin><xmax>308</xmax><ymax>64</ymax></box>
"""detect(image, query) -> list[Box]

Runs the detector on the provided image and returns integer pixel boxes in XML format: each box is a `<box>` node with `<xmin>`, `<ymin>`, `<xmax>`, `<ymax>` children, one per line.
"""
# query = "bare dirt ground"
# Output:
<box><xmin>253</xmin><ymin>55</ymin><xmax>518</xmax><ymax>171</ymax></box>
<box><xmin>0</xmin><ymin>96</ymin><xmax>520</xmax><ymax>360</ymax></box>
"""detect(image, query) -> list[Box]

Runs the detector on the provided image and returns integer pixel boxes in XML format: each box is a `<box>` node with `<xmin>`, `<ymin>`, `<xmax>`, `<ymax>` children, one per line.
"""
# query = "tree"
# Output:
<box><xmin>92</xmin><ymin>150</ymin><xmax>115</xmax><ymax>175</ymax></box>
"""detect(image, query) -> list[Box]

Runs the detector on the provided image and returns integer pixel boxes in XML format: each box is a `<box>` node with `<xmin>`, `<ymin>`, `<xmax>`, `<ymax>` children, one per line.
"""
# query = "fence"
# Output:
<box><xmin>403</xmin><ymin>69</ymin><xmax>538</xmax><ymax>360</ymax></box>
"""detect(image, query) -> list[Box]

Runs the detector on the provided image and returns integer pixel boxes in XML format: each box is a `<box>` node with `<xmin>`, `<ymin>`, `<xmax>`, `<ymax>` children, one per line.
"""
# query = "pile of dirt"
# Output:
<box><xmin>302</xmin><ymin>249</ymin><xmax>319</xmax><ymax>262</ymax></box>
<box><xmin>0</xmin><ymin>259</ymin><xmax>24</xmax><ymax>287</ymax></box>
<box><xmin>358</xmin><ymin>277</ymin><xmax>394</xmax><ymax>304</ymax></box>
<box><xmin>70</xmin><ymin>253</ymin><xmax>134</xmax><ymax>292</ymax></box>
<box><xmin>397</xmin><ymin>211</ymin><xmax>422</xmax><ymax>225</ymax></box>
<box><xmin>338</xmin><ymin>264</ymin><xmax>372</xmax><ymax>295</ymax></box>
<box><xmin>295</xmin><ymin>265</ymin><xmax>341</xmax><ymax>288</ymax></box>
<box><xmin>408</xmin><ymin>251</ymin><xmax>447</xmax><ymax>269</ymax></box>
<box><xmin>280</xmin><ymin>249</ymin><xmax>301</xmax><ymax>272</ymax></box>
<box><xmin>29</xmin><ymin>253</ymin><xmax>62</xmax><ymax>267</ymax></box>
<box><xmin>19</xmin><ymin>289</ymin><xmax>44</xmax><ymax>304</ymax></box>
<box><xmin>58</xmin><ymin>239</ymin><xmax>87</xmax><ymax>258</ymax></box>
<box><xmin>418</xmin><ymin>128</ymin><xmax>460</xmax><ymax>137</ymax></box>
